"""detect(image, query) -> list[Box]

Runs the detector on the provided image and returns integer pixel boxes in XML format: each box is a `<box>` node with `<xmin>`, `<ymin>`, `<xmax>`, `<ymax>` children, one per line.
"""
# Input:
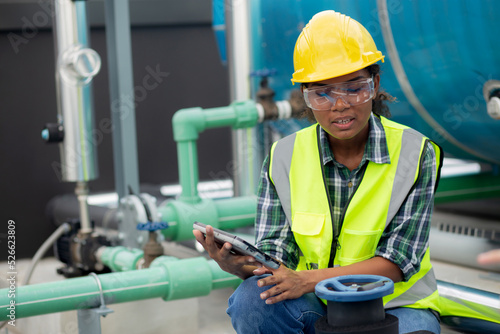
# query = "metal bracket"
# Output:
<box><xmin>77</xmin><ymin>273</ymin><xmax>114</xmax><ymax>334</ymax></box>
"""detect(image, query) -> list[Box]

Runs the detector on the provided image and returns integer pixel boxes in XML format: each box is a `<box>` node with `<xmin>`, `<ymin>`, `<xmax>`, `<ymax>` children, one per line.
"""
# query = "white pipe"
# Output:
<box><xmin>75</xmin><ymin>181</ymin><xmax>93</xmax><ymax>234</ymax></box>
<box><xmin>227</xmin><ymin>0</ymin><xmax>261</xmax><ymax>196</ymax></box>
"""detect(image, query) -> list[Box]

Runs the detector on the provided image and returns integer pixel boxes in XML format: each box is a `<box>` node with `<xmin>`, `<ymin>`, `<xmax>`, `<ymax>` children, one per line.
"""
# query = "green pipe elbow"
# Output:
<box><xmin>172</xmin><ymin>100</ymin><xmax>259</xmax><ymax>142</ymax></box>
<box><xmin>172</xmin><ymin>107</ymin><xmax>206</xmax><ymax>142</ymax></box>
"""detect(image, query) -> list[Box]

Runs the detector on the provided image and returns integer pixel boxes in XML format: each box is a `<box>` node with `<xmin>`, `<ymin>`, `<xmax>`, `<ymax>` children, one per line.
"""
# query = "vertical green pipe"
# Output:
<box><xmin>177</xmin><ymin>140</ymin><xmax>201</xmax><ymax>203</ymax></box>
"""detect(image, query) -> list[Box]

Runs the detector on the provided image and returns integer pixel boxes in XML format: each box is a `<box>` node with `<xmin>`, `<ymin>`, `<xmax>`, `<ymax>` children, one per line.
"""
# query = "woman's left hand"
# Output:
<box><xmin>253</xmin><ymin>265</ymin><xmax>314</xmax><ymax>304</ymax></box>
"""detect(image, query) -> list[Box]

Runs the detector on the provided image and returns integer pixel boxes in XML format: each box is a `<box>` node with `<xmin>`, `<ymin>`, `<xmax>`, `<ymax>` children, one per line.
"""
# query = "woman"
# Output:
<box><xmin>195</xmin><ymin>10</ymin><xmax>443</xmax><ymax>334</ymax></box>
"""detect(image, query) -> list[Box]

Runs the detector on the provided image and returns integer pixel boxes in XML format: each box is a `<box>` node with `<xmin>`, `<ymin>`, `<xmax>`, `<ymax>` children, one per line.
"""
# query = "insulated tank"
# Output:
<box><xmin>249</xmin><ymin>0</ymin><xmax>500</xmax><ymax>164</ymax></box>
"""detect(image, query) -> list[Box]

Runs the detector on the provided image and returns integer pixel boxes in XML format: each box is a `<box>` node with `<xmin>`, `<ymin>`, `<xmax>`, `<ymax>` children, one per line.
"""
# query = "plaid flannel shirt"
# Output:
<box><xmin>255</xmin><ymin>114</ymin><xmax>437</xmax><ymax>281</ymax></box>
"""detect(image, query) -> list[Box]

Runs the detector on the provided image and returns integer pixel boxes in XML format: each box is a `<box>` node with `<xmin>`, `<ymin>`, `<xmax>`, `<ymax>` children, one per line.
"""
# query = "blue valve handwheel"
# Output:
<box><xmin>315</xmin><ymin>275</ymin><xmax>394</xmax><ymax>302</ymax></box>
<box><xmin>136</xmin><ymin>222</ymin><xmax>168</xmax><ymax>231</ymax></box>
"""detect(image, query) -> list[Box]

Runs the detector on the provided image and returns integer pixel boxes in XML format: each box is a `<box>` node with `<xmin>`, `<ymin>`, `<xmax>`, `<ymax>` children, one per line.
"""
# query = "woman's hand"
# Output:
<box><xmin>254</xmin><ymin>265</ymin><xmax>315</xmax><ymax>304</ymax></box>
<box><xmin>193</xmin><ymin>225</ymin><xmax>258</xmax><ymax>279</ymax></box>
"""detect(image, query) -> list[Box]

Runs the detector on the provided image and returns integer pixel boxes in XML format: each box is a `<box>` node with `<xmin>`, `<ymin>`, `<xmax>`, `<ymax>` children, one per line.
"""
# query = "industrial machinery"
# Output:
<box><xmin>1</xmin><ymin>0</ymin><xmax>500</xmax><ymax>333</ymax></box>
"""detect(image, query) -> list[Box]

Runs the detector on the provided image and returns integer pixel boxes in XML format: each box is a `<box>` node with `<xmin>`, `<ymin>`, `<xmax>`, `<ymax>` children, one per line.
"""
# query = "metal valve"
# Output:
<box><xmin>314</xmin><ymin>275</ymin><xmax>398</xmax><ymax>334</ymax></box>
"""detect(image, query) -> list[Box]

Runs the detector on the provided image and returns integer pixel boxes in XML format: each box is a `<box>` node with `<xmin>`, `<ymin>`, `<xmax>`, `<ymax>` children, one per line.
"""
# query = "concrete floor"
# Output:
<box><xmin>2</xmin><ymin>203</ymin><xmax>499</xmax><ymax>333</ymax></box>
<box><xmin>0</xmin><ymin>257</ymin><xmax>474</xmax><ymax>334</ymax></box>
<box><xmin>0</xmin><ymin>257</ymin><xmax>236</xmax><ymax>334</ymax></box>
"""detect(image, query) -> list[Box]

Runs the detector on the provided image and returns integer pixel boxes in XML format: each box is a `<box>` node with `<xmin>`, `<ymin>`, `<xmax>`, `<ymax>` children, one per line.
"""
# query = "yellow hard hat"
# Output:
<box><xmin>291</xmin><ymin>10</ymin><xmax>384</xmax><ymax>84</ymax></box>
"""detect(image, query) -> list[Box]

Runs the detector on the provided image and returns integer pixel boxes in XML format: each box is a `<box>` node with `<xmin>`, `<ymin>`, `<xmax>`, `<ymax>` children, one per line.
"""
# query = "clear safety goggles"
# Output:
<box><xmin>303</xmin><ymin>77</ymin><xmax>375</xmax><ymax>111</ymax></box>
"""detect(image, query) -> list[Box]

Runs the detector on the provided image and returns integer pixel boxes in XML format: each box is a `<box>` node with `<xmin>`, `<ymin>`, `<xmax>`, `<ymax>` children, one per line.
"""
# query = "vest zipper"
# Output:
<box><xmin>316</xmin><ymin>126</ymin><xmax>370</xmax><ymax>268</ymax></box>
<box><xmin>331</xmin><ymin>164</ymin><xmax>368</xmax><ymax>267</ymax></box>
<box><xmin>316</xmin><ymin>126</ymin><xmax>340</xmax><ymax>268</ymax></box>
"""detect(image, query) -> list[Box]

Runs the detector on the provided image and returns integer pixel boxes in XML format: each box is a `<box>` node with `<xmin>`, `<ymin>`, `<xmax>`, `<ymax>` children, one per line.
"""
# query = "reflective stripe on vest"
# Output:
<box><xmin>269</xmin><ymin>116</ymin><xmax>442</xmax><ymax>311</ymax></box>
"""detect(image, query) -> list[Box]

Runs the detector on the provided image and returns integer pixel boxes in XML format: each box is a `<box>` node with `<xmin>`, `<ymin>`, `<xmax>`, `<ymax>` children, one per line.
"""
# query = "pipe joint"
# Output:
<box><xmin>160</xmin><ymin>198</ymin><xmax>219</xmax><ymax>241</ymax></box>
<box><xmin>151</xmin><ymin>257</ymin><xmax>213</xmax><ymax>301</ymax></box>
<box><xmin>172</xmin><ymin>107</ymin><xmax>206</xmax><ymax>141</ymax></box>
<box><xmin>99</xmin><ymin>246</ymin><xmax>144</xmax><ymax>272</ymax></box>
<box><xmin>230</xmin><ymin>100</ymin><xmax>259</xmax><ymax>129</ymax></box>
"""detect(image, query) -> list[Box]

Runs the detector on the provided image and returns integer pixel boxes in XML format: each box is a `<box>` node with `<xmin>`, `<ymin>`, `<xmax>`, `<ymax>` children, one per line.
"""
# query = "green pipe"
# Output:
<box><xmin>172</xmin><ymin>100</ymin><xmax>259</xmax><ymax>204</ymax></box>
<box><xmin>0</xmin><ymin>256</ymin><xmax>241</xmax><ymax>321</ymax></box>
<box><xmin>159</xmin><ymin>196</ymin><xmax>257</xmax><ymax>241</ymax></box>
<box><xmin>435</xmin><ymin>172</ymin><xmax>500</xmax><ymax>204</ymax></box>
<box><xmin>176</xmin><ymin>140</ymin><xmax>200</xmax><ymax>203</ymax></box>
<box><xmin>98</xmin><ymin>246</ymin><xmax>144</xmax><ymax>272</ymax></box>
<box><xmin>98</xmin><ymin>248</ymin><xmax>243</xmax><ymax>295</ymax></box>
<box><xmin>172</xmin><ymin>100</ymin><xmax>259</xmax><ymax>142</ymax></box>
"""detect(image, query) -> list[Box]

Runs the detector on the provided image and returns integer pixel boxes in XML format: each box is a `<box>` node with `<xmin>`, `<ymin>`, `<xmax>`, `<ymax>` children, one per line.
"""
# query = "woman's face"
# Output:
<box><xmin>306</xmin><ymin>69</ymin><xmax>380</xmax><ymax>143</ymax></box>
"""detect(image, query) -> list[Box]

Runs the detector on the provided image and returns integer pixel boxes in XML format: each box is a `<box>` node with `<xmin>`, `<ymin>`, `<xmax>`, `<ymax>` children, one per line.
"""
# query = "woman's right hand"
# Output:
<box><xmin>193</xmin><ymin>225</ymin><xmax>259</xmax><ymax>279</ymax></box>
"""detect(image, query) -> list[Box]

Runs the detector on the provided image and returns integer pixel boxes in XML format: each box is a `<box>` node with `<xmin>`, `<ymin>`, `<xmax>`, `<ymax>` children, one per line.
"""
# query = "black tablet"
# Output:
<box><xmin>193</xmin><ymin>222</ymin><xmax>280</xmax><ymax>269</ymax></box>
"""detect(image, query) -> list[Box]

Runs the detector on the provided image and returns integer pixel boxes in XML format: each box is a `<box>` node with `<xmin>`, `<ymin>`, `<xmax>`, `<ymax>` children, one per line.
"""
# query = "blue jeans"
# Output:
<box><xmin>227</xmin><ymin>275</ymin><xmax>441</xmax><ymax>334</ymax></box>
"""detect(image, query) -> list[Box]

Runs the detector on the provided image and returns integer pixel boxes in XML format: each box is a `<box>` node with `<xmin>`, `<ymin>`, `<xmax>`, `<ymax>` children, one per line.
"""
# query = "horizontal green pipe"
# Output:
<box><xmin>172</xmin><ymin>100</ymin><xmax>259</xmax><ymax>142</ymax></box>
<box><xmin>435</xmin><ymin>172</ymin><xmax>500</xmax><ymax>204</ymax></box>
<box><xmin>215</xmin><ymin>196</ymin><xmax>258</xmax><ymax>229</ymax></box>
<box><xmin>99</xmin><ymin>246</ymin><xmax>144</xmax><ymax>272</ymax></box>
<box><xmin>159</xmin><ymin>196</ymin><xmax>257</xmax><ymax>241</ymax></box>
<box><xmin>0</xmin><ymin>257</ymin><xmax>241</xmax><ymax>320</ymax></box>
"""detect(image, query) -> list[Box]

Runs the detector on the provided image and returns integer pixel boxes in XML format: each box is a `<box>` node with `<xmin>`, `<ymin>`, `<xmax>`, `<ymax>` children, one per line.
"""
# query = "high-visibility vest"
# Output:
<box><xmin>269</xmin><ymin>116</ymin><xmax>442</xmax><ymax>311</ymax></box>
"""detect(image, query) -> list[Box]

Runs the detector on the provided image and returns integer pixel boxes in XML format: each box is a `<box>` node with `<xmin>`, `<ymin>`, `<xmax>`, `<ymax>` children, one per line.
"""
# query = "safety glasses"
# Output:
<box><xmin>303</xmin><ymin>77</ymin><xmax>374</xmax><ymax>111</ymax></box>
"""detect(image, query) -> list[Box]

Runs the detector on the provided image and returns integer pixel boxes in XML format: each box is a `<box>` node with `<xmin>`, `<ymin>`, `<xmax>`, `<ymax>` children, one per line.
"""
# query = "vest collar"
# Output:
<box><xmin>318</xmin><ymin>113</ymin><xmax>391</xmax><ymax>166</ymax></box>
